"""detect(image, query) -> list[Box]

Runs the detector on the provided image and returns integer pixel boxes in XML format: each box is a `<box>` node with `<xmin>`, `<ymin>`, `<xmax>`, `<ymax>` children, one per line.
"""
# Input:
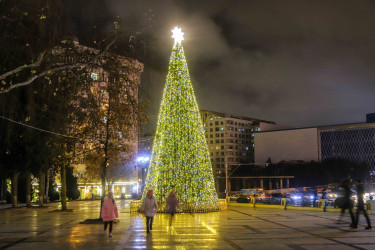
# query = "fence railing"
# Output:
<box><xmin>130</xmin><ymin>199</ymin><xmax>227</xmax><ymax>213</ymax></box>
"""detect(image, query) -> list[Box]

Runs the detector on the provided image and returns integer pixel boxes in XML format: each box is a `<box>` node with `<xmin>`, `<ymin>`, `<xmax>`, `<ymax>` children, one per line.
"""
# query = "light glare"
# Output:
<box><xmin>171</xmin><ymin>26</ymin><xmax>184</xmax><ymax>43</ymax></box>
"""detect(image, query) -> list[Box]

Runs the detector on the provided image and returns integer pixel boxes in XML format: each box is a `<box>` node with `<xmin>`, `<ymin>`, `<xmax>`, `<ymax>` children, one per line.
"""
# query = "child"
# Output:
<box><xmin>101</xmin><ymin>192</ymin><xmax>118</xmax><ymax>237</ymax></box>
<box><xmin>141</xmin><ymin>189</ymin><xmax>158</xmax><ymax>233</ymax></box>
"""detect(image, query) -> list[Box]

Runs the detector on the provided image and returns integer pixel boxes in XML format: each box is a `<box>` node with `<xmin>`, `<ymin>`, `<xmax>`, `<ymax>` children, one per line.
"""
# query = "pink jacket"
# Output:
<box><xmin>101</xmin><ymin>198</ymin><xmax>119</xmax><ymax>222</ymax></box>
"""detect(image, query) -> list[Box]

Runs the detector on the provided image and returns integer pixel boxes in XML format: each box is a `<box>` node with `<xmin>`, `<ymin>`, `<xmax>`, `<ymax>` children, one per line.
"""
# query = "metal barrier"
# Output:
<box><xmin>130</xmin><ymin>200</ymin><xmax>142</xmax><ymax>213</ymax></box>
<box><xmin>130</xmin><ymin>199</ymin><xmax>227</xmax><ymax>213</ymax></box>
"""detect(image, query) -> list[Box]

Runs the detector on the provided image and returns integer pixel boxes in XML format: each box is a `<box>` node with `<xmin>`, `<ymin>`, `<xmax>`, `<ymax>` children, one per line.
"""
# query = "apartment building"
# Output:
<box><xmin>200</xmin><ymin>110</ymin><xmax>275</xmax><ymax>176</ymax></box>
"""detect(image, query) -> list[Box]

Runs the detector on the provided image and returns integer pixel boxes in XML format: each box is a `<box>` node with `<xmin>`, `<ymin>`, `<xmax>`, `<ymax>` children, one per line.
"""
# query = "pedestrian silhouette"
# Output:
<box><xmin>141</xmin><ymin>189</ymin><xmax>158</xmax><ymax>233</ymax></box>
<box><xmin>101</xmin><ymin>192</ymin><xmax>118</xmax><ymax>237</ymax></box>
<box><xmin>166</xmin><ymin>190</ymin><xmax>179</xmax><ymax>226</ymax></box>
<box><xmin>337</xmin><ymin>179</ymin><xmax>355</xmax><ymax>228</ymax></box>
<box><xmin>354</xmin><ymin>179</ymin><xmax>372</xmax><ymax>229</ymax></box>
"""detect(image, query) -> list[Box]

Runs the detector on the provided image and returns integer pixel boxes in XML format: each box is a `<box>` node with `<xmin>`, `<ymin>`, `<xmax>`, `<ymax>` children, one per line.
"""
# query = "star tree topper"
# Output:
<box><xmin>171</xmin><ymin>26</ymin><xmax>184</xmax><ymax>43</ymax></box>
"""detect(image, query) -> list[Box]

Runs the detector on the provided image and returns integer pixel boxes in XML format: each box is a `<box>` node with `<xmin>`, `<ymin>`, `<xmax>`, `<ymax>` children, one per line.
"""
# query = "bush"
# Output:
<box><xmin>48</xmin><ymin>179</ymin><xmax>60</xmax><ymax>202</ymax></box>
<box><xmin>66</xmin><ymin>166</ymin><xmax>80</xmax><ymax>200</ymax></box>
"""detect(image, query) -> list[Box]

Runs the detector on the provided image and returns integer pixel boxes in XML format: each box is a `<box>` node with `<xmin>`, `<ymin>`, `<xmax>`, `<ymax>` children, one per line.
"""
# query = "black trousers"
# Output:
<box><xmin>104</xmin><ymin>221</ymin><xmax>113</xmax><ymax>232</ymax></box>
<box><xmin>340</xmin><ymin>207</ymin><xmax>355</xmax><ymax>224</ymax></box>
<box><xmin>146</xmin><ymin>216</ymin><xmax>153</xmax><ymax>231</ymax></box>
<box><xmin>356</xmin><ymin>207</ymin><xmax>371</xmax><ymax>227</ymax></box>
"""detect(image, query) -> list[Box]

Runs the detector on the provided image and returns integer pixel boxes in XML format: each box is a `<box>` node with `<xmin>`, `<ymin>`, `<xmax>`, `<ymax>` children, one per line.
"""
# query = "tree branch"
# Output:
<box><xmin>0</xmin><ymin>51</ymin><xmax>46</xmax><ymax>80</ymax></box>
<box><xmin>0</xmin><ymin>34</ymin><xmax>117</xmax><ymax>95</ymax></box>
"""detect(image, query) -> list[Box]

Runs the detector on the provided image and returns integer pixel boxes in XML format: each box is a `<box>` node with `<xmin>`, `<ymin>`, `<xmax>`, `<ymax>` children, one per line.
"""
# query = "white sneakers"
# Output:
<box><xmin>109</xmin><ymin>232</ymin><xmax>112</xmax><ymax>237</ymax></box>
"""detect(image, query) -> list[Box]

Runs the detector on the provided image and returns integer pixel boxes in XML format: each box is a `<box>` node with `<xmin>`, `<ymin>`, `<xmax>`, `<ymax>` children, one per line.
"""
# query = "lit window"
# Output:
<box><xmin>91</xmin><ymin>72</ymin><xmax>98</xmax><ymax>80</ymax></box>
<box><xmin>220</xmin><ymin>127</ymin><xmax>224</xmax><ymax>131</ymax></box>
<box><xmin>246</xmin><ymin>147</ymin><xmax>249</xmax><ymax>150</ymax></box>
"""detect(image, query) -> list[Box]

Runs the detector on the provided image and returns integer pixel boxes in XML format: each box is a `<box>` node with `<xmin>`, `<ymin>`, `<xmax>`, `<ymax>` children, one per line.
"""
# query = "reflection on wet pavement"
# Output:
<box><xmin>1</xmin><ymin>200</ymin><xmax>375</xmax><ymax>249</ymax></box>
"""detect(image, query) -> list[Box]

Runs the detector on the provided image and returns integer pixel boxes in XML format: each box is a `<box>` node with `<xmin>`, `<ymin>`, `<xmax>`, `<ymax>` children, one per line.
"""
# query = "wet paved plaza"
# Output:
<box><xmin>0</xmin><ymin>200</ymin><xmax>375</xmax><ymax>249</ymax></box>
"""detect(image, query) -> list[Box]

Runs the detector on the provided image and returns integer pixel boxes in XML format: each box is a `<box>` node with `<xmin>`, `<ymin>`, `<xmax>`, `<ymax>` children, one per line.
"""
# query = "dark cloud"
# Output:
<box><xmin>102</xmin><ymin>0</ymin><xmax>375</xmax><ymax>129</ymax></box>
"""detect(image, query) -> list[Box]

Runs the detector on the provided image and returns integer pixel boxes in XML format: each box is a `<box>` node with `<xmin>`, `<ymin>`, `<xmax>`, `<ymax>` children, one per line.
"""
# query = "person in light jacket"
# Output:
<box><xmin>166</xmin><ymin>190</ymin><xmax>179</xmax><ymax>226</ymax></box>
<box><xmin>101</xmin><ymin>192</ymin><xmax>119</xmax><ymax>237</ymax></box>
<box><xmin>141</xmin><ymin>189</ymin><xmax>158</xmax><ymax>233</ymax></box>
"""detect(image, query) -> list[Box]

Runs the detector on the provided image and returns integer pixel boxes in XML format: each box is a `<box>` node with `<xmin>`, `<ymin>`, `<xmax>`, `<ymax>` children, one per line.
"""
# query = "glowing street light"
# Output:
<box><xmin>137</xmin><ymin>156</ymin><xmax>150</xmax><ymax>193</ymax></box>
<box><xmin>137</xmin><ymin>156</ymin><xmax>150</xmax><ymax>164</ymax></box>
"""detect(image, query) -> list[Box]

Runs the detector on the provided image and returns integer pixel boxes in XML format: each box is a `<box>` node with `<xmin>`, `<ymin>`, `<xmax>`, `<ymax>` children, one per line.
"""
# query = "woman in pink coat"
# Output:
<box><xmin>101</xmin><ymin>192</ymin><xmax>118</xmax><ymax>237</ymax></box>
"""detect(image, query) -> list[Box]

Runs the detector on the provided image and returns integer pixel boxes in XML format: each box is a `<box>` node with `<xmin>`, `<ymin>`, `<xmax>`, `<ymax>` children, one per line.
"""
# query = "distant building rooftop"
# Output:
<box><xmin>200</xmin><ymin>109</ymin><xmax>275</xmax><ymax>124</ymax></box>
<box><xmin>257</xmin><ymin>121</ymin><xmax>375</xmax><ymax>133</ymax></box>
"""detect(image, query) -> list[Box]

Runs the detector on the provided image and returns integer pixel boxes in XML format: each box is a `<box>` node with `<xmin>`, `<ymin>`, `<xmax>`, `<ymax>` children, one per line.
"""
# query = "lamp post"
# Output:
<box><xmin>225</xmin><ymin>157</ymin><xmax>229</xmax><ymax>200</ymax></box>
<box><xmin>137</xmin><ymin>156</ymin><xmax>150</xmax><ymax>193</ymax></box>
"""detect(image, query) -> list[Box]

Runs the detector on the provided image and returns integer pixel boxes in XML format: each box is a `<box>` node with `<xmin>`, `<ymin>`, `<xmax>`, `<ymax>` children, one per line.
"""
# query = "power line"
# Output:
<box><xmin>0</xmin><ymin>115</ymin><xmax>84</xmax><ymax>139</ymax></box>
<box><xmin>1</xmin><ymin>115</ymin><xmax>145</xmax><ymax>143</ymax></box>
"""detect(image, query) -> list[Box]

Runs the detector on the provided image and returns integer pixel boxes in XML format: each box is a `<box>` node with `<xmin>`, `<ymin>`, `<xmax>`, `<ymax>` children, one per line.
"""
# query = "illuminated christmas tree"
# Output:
<box><xmin>144</xmin><ymin>27</ymin><xmax>218</xmax><ymax>212</ymax></box>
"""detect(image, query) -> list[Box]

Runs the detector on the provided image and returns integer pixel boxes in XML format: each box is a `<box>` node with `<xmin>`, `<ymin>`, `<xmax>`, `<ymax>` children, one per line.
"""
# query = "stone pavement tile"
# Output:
<box><xmin>332</xmin><ymin>237</ymin><xmax>375</xmax><ymax>244</ymax></box>
<box><xmin>235</xmin><ymin>221</ymin><xmax>287</xmax><ymax>229</ymax></box>
<box><xmin>298</xmin><ymin>244</ymin><xmax>357</xmax><ymax>250</ymax></box>
<box><xmin>234</xmin><ymin>230</ymin><xmax>310</xmax><ymax>240</ymax></box>
<box><xmin>233</xmin><ymin>240</ymin><xmax>295</xmax><ymax>250</ymax></box>
<box><xmin>354</xmin><ymin>244</ymin><xmax>375</xmax><ymax>250</ymax></box>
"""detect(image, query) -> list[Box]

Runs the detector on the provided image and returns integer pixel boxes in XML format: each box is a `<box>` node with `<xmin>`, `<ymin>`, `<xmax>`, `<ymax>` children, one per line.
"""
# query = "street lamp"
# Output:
<box><xmin>137</xmin><ymin>156</ymin><xmax>150</xmax><ymax>193</ymax></box>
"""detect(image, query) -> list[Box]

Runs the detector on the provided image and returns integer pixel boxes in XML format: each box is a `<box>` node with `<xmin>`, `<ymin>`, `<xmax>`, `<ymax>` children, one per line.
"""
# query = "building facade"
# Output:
<box><xmin>200</xmin><ymin>110</ymin><xmax>275</xmax><ymax>192</ymax></box>
<box><xmin>200</xmin><ymin>110</ymin><xmax>275</xmax><ymax>173</ymax></box>
<box><xmin>68</xmin><ymin>42</ymin><xmax>144</xmax><ymax>199</ymax></box>
<box><xmin>255</xmin><ymin>118</ymin><xmax>375</xmax><ymax>170</ymax></box>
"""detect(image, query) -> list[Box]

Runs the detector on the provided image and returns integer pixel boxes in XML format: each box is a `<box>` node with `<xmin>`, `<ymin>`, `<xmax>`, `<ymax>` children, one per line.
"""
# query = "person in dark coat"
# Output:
<box><xmin>354</xmin><ymin>179</ymin><xmax>372</xmax><ymax>229</ymax></box>
<box><xmin>338</xmin><ymin>179</ymin><xmax>356</xmax><ymax>228</ymax></box>
<box><xmin>166</xmin><ymin>190</ymin><xmax>179</xmax><ymax>226</ymax></box>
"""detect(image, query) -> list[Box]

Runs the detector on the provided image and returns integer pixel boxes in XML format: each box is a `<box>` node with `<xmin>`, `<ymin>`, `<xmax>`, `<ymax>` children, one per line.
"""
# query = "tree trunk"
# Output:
<box><xmin>38</xmin><ymin>171</ymin><xmax>45</xmax><ymax>206</ymax></box>
<box><xmin>100</xmin><ymin>165</ymin><xmax>106</xmax><ymax>219</ymax></box>
<box><xmin>0</xmin><ymin>178</ymin><xmax>6</xmax><ymax>202</ymax></box>
<box><xmin>11</xmin><ymin>171</ymin><xmax>18</xmax><ymax>208</ymax></box>
<box><xmin>107</xmin><ymin>182</ymin><xmax>111</xmax><ymax>194</ymax></box>
<box><xmin>25</xmin><ymin>171</ymin><xmax>32</xmax><ymax>207</ymax></box>
<box><xmin>61</xmin><ymin>164</ymin><xmax>67</xmax><ymax>210</ymax></box>
<box><xmin>45</xmin><ymin>169</ymin><xmax>50</xmax><ymax>203</ymax></box>
<box><xmin>99</xmin><ymin>96</ymin><xmax>110</xmax><ymax>219</ymax></box>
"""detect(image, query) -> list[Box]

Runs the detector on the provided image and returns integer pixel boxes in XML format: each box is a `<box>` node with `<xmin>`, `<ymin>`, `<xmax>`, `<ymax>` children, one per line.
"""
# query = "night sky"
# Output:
<box><xmin>78</xmin><ymin>0</ymin><xmax>375</xmax><ymax>130</ymax></box>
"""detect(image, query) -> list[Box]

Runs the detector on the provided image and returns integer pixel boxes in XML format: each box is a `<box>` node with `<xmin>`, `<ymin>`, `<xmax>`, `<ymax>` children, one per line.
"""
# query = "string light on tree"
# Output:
<box><xmin>143</xmin><ymin>27</ymin><xmax>219</xmax><ymax>212</ymax></box>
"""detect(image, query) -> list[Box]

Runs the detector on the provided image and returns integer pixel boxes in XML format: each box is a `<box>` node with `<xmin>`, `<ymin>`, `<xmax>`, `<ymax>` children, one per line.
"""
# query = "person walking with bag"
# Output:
<box><xmin>354</xmin><ymin>179</ymin><xmax>372</xmax><ymax>229</ymax></box>
<box><xmin>101</xmin><ymin>192</ymin><xmax>118</xmax><ymax>237</ymax></box>
<box><xmin>141</xmin><ymin>189</ymin><xmax>158</xmax><ymax>233</ymax></box>
<box><xmin>166</xmin><ymin>190</ymin><xmax>179</xmax><ymax>226</ymax></box>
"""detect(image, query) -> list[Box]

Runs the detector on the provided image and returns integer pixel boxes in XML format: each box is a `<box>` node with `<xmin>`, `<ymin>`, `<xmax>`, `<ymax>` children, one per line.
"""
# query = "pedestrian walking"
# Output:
<box><xmin>141</xmin><ymin>189</ymin><xmax>158</xmax><ymax>233</ymax></box>
<box><xmin>313</xmin><ymin>189</ymin><xmax>318</xmax><ymax>207</ymax></box>
<box><xmin>101</xmin><ymin>192</ymin><xmax>119</xmax><ymax>237</ymax></box>
<box><xmin>354</xmin><ymin>179</ymin><xmax>372</xmax><ymax>229</ymax></box>
<box><xmin>166</xmin><ymin>190</ymin><xmax>179</xmax><ymax>226</ymax></box>
<box><xmin>337</xmin><ymin>179</ymin><xmax>356</xmax><ymax>228</ymax></box>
